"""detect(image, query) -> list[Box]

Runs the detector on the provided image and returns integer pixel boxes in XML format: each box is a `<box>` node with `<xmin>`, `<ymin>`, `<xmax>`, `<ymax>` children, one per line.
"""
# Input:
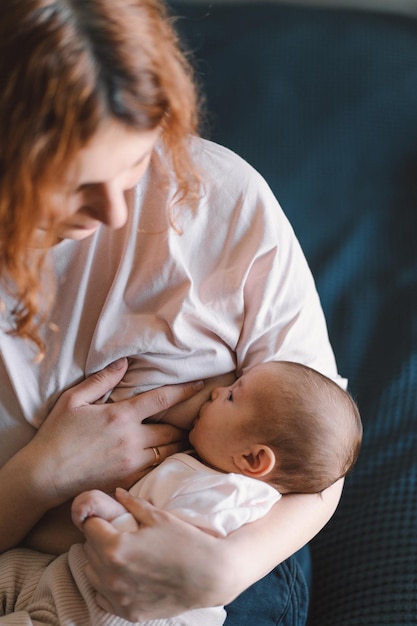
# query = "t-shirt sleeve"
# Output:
<box><xmin>234</xmin><ymin>168</ymin><xmax>345</xmax><ymax>386</ymax></box>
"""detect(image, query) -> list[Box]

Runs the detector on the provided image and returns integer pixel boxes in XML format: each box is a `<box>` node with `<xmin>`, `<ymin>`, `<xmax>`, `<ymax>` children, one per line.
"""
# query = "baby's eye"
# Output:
<box><xmin>227</xmin><ymin>390</ymin><xmax>233</xmax><ymax>402</ymax></box>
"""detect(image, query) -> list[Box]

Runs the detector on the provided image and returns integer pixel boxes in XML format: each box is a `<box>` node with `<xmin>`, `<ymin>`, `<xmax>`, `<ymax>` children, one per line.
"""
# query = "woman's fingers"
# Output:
<box><xmin>132</xmin><ymin>421</ymin><xmax>186</xmax><ymax>446</ymax></box>
<box><xmin>80</xmin><ymin>494</ymin><xmax>219</xmax><ymax>621</ymax></box>
<box><xmin>153</xmin><ymin>371</ymin><xmax>236</xmax><ymax>429</ymax></box>
<box><xmin>117</xmin><ymin>379</ymin><xmax>204</xmax><ymax>422</ymax></box>
<box><xmin>54</xmin><ymin>352</ymin><xmax>205</xmax><ymax>428</ymax></box>
<box><xmin>62</xmin><ymin>363</ymin><xmax>204</xmax><ymax>424</ymax></box>
<box><xmin>145</xmin><ymin>439</ymin><xmax>189</xmax><ymax>469</ymax></box>
<box><xmin>59</xmin><ymin>358</ymin><xmax>128</xmax><ymax>406</ymax></box>
<box><xmin>114</xmin><ymin>490</ymin><xmax>160</xmax><ymax>524</ymax></box>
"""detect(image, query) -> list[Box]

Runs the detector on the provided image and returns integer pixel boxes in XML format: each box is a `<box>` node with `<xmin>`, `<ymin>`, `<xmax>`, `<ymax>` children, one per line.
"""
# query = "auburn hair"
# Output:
<box><xmin>0</xmin><ymin>0</ymin><xmax>200</xmax><ymax>354</ymax></box>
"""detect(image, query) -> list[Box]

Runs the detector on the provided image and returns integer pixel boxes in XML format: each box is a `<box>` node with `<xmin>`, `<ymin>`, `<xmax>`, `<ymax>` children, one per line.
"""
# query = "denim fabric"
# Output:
<box><xmin>224</xmin><ymin>547</ymin><xmax>310</xmax><ymax>626</ymax></box>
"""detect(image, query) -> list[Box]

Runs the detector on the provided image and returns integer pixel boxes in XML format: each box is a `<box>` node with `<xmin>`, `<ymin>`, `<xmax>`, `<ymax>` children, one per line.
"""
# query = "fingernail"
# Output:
<box><xmin>115</xmin><ymin>487</ymin><xmax>129</xmax><ymax>498</ymax></box>
<box><xmin>109</xmin><ymin>357</ymin><xmax>127</xmax><ymax>370</ymax></box>
<box><xmin>193</xmin><ymin>380</ymin><xmax>204</xmax><ymax>390</ymax></box>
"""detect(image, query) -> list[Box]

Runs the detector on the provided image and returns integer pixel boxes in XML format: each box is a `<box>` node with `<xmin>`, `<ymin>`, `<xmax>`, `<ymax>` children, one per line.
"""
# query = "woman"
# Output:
<box><xmin>0</xmin><ymin>0</ymin><xmax>344</xmax><ymax>624</ymax></box>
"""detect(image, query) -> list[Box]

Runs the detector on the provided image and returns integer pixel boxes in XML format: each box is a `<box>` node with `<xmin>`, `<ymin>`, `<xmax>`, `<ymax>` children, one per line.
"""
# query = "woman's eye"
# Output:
<box><xmin>227</xmin><ymin>390</ymin><xmax>233</xmax><ymax>402</ymax></box>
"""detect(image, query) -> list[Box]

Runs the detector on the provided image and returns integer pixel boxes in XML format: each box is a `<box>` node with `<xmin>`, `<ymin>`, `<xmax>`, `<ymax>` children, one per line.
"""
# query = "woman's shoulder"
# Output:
<box><xmin>188</xmin><ymin>136</ymin><xmax>279</xmax><ymax>208</ymax></box>
<box><xmin>153</xmin><ymin>134</ymin><xmax>276</xmax><ymax>205</ymax></box>
<box><xmin>191</xmin><ymin>136</ymin><xmax>262</xmax><ymax>181</ymax></box>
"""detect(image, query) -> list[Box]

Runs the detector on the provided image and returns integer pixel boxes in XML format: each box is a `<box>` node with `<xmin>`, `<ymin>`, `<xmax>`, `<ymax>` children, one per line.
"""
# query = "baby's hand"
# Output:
<box><xmin>71</xmin><ymin>489</ymin><xmax>129</xmax><ymax>531</ymax></box>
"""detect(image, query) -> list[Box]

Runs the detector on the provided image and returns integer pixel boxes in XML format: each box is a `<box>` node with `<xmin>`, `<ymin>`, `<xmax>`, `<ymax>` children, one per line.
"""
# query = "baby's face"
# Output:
<box><xmin>189</xmin><ymin>365</ymin><xmax>267</xmax><ymax>472</ymax></box>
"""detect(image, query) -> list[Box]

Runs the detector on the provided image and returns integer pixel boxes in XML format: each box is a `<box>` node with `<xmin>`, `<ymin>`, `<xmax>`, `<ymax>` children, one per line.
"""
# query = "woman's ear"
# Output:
<box><xmin>235</xmin><ymin>444</ymin><xmax>276</xmax><ymax>478</ymax></box>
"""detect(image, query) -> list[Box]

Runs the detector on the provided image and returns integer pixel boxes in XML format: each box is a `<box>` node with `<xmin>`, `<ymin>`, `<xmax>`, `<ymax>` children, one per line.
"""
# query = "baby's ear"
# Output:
<box><xmin>235</xmin><ymin>444</ymin><xmax>276</xmax><ymax>478</ymax></box>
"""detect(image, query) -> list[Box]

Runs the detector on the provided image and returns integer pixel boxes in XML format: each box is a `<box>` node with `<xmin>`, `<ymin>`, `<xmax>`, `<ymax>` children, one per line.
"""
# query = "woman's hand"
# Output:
<box><xmin>27</xmin><ymin>358</ymin><xmax>202</xmax><ymax>505</ymax></box>
<box><xmin>0</xmin><ymin>358</ymin><xmax>204</xmax><ymax>553</ymax></box>
<box><xmin>146</xmin><ymin>371</ymin><xmax>236</xmax><ymax>430</ymax></box>
<box><xmin>78</xmin><ymin>489</ymin><xmax>228</xmax><ymax>622</ymax></box>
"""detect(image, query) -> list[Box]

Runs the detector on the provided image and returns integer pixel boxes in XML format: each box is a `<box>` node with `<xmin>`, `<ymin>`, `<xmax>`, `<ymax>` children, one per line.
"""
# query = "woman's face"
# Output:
<box><xmin>48</xmin><ymin>120</ymin><xmax>160</xmax><ymax>241</ymax></box>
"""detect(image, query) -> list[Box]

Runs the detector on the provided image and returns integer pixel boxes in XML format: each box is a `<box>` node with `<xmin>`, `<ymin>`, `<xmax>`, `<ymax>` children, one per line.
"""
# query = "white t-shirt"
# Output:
<box><xmin>0</xmin><ymin>138</ymin><xmax>342</xmax><ymax>465</ymax></box>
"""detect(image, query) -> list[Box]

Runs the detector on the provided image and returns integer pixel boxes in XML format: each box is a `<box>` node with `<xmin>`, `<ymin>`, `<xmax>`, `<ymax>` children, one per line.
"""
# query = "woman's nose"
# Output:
<box><xmin>90</xmin><ymin>182</ymin><xmax>129</xmax><ymax>229</ymax></box>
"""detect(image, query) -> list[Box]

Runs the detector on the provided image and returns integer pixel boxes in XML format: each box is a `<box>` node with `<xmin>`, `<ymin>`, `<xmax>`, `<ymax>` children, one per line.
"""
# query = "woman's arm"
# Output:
<box><xmin>23</xmin><ymin>501</ymin><xmax>85</xmax><ymax>555</ymax></box>
<box><xmin>77</xmin><ymin>479</ymin><xmax>343</xmax><ymax>622</ymax></box>
<box><xmin>221</xmin><ymin>479</ymin><xmax>344</xmax><ymax>594</ymax></box>
<box><xmin>0</xmin><ymin>359</ymin><xmax>203</xmax><ymax>554</ymax></box>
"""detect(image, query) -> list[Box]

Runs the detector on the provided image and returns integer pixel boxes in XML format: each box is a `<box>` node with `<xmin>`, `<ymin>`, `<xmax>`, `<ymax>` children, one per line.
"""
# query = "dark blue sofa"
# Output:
<box><xmin>170</xmin><ymin>2</ymin><xmax>417</xmax><ymax>624</ymax></box>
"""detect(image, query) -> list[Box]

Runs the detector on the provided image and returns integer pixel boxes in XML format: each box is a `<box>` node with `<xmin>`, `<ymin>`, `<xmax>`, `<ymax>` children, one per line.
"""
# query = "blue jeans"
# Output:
<box><xmin>224</xmin><ymin>546</ymin><xmax>311</xmax><ymax>626</ymax></box>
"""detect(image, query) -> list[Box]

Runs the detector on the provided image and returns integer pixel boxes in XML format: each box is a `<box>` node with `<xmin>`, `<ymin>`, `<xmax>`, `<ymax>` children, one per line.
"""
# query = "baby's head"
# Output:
<box><xmin>189</xmin><ymin>361</ymin><xmax>362</xmax><ymax>494</ymax></box>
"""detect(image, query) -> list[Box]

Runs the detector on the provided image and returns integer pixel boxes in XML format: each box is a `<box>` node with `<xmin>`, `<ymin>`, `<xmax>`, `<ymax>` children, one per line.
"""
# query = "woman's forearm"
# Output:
<box><xmin>0</xmin><ymin>363</ymin><xmax>130</xmax><ymax>553</ymax></box>
<box><xmin>22</xmin><ymin>501</ymin><xmax>84</xmax><ymax>555</ymax></box>
<box><xmin>0</xmin><ymin>445</ymin><xmax>55</xmax><ymax>553</ymax></box>
<box><xmin>218</xmin><ymin>479</ymin><xmax>344</xmax><ymax>600</ymax></box>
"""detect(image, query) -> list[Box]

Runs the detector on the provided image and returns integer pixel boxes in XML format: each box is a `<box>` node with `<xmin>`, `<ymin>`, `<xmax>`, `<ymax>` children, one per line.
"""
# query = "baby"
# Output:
<box><xmin>0</xmin><ymin>361</ymin><xmax>362</xmax><ymax>626</ymax></box>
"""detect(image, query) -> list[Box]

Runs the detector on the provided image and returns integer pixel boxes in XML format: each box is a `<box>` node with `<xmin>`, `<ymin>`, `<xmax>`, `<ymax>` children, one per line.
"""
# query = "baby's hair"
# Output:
<box><xmin>247</xmin><ymin>361</ymin><xmax>362</xmax><ymax>494</ymax></box>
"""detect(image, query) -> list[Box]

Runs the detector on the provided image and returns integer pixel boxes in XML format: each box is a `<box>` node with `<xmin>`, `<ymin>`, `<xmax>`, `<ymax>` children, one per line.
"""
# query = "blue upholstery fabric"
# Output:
<box><xmin>170</xmin><ymin>3</ymin><xmax>417</xmax><ymax>624</ymax></box>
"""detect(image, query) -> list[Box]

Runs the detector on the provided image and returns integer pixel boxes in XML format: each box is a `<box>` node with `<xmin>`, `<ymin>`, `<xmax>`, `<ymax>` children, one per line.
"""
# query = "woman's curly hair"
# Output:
<box><xmin>0</xmin><ymin>0</ymin><xmax>200</xmax><ymax>356</ymax></box>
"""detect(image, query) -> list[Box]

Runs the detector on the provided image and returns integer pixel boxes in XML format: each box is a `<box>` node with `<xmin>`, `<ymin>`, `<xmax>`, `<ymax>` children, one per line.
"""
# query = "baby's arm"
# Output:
<box><xmin>72</xmin><ymin>490</ymin><xmax>139</xmax><ymax>532</ymax></box>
